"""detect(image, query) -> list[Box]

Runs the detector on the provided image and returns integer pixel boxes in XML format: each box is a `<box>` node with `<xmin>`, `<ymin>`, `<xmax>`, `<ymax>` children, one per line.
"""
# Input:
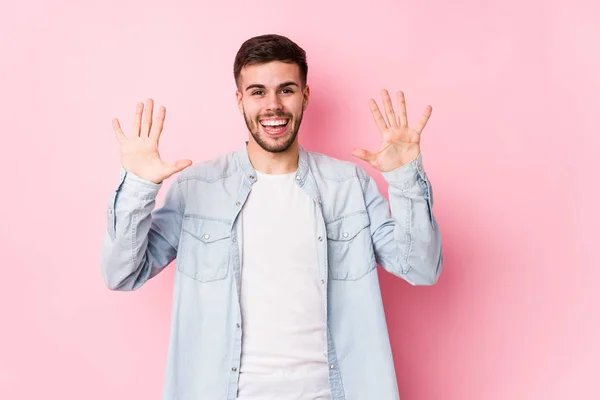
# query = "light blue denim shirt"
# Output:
<box><xmin>101</xmin><ymin>143</ymin><xmax>443</xmax><ymax>400</ymax></box>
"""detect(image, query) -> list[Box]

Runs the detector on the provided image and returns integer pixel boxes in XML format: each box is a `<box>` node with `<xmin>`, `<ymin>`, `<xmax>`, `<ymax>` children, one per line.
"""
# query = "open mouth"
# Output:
<box><xmin>259</xmin><ymin>118</ymin><xmax>290</xmax><ymax>136</ymax></box>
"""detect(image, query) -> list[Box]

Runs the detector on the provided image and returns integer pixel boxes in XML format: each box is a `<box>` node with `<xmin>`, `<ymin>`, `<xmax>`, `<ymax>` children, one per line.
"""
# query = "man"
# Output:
<box><xmin>102</xmin><ymin>34</ymin><xmax>442</xmax><ymax>400</ymax></box>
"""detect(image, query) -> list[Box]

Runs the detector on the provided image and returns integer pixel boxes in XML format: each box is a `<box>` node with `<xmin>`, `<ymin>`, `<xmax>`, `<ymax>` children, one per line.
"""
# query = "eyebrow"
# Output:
<box><xmin>245</xmin><ymin>81</ymin><xmax>300</xmax><ymax>92</ymax></box>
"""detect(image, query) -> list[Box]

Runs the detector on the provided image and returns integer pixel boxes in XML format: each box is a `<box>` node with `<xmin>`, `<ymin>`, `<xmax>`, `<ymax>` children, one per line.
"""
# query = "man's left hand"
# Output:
<box><xmin>352</xmin><ymin>89</ymin><xmax>432</xmax><ymax>172</ymax></box>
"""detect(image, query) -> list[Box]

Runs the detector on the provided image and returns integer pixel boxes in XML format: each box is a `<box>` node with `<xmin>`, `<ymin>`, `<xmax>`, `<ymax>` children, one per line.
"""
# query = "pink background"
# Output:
<box><xmin>1</xmin><ymin>0</ymin><xmax>598</xmax><ymax>399</ymax></box>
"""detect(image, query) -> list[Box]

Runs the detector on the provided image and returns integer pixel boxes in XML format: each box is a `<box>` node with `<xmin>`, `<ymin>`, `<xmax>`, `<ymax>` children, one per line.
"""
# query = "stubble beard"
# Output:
<box><xmin>243</xmin><ymin>109</ymin><xmax>304</xmax><ymax>154</ymax></box>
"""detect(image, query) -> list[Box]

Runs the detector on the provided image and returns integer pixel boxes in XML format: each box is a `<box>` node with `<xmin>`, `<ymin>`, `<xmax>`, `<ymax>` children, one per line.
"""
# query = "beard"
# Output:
<box><xmin>243</xmin><ymin>108</ymin><xmax>304</xmax><ymax>153</ymax></box>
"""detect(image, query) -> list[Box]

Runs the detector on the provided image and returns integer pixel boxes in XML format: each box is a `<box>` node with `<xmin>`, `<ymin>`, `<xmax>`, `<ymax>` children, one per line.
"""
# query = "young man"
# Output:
<box><xmin>102</xmin><ymin>34</ymin><xmax>442</xmax><ymax>400</ymax></box>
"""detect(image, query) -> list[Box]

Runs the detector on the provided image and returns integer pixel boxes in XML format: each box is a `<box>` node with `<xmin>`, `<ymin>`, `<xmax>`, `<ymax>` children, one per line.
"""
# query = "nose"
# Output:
<box><xmin>266</xmin><ymin>91</ymin><xmax>283</xmax><ymax>112</ymax></box>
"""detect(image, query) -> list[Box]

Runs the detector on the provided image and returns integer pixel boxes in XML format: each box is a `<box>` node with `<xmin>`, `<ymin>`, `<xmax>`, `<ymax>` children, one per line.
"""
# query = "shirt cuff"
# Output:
<box><xmin>119</xmin><ymin>166</ymin><xmax>163</xmax><ymax>194</ymax></box>
<box><xmin>381</xmin><ymin>153</ymin><xmax>427</xmax><ymax>186</ymax></box>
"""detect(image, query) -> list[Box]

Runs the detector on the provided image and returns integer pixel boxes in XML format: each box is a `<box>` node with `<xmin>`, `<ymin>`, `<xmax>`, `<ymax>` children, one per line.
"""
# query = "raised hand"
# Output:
<box><xmin>112</xmin><ymin>98</ymin><xmax>192</xmax><ymax>184</ymax></box>
<box><xmin>352</xmin><ymin>90</ymin><xmax>432</xmax><ymax>172</ymax></box>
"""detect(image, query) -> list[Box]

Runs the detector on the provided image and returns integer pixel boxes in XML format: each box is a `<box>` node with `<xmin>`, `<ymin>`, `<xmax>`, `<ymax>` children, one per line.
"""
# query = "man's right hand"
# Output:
<box><xmin>112</xmin><ymin>98</ymin><xmax>192</xmax><ymax>184</ymax></box>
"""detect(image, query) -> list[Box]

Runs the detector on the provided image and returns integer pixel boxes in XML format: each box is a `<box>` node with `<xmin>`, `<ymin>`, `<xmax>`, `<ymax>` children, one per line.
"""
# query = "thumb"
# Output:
<box><xmin>351</xmin><ymin>148</ymin><xmax>376</xmax><ymax>164</ymax></box>
<box><xmin>166</xmin><ymin>159</ymin><xmax>192</xmax><ymax>175</ymax></box>
<box><xmin>173</xmin><ymin>159</ymin><xmax>193</xmax><ymax>173</ymax></box>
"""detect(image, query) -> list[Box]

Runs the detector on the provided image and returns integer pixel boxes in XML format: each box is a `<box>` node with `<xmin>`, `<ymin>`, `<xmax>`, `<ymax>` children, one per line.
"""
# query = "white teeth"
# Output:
<box><xmin>261</xmin><ymin>119</ymin><xmax>288</xmax><ymax>127</ymax></box>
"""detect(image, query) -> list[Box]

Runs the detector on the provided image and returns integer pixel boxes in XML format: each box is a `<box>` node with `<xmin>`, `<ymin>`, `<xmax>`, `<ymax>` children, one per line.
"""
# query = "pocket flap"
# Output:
<box><xmin>182</xmin><ymin>216</ymin><xmax>231</xmax><ymax>243</ymax></box>
<box><xmin>326</xmin><ymin>212</ymin><xmax>370</xmax><ymax>241</ymax></box>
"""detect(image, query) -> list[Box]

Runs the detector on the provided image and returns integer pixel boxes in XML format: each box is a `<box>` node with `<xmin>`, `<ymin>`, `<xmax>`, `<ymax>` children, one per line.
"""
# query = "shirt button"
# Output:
<box><xmin>236</xmin><ymin>202</ymin><xmax>241</xmax><ymax>206</ymax></box>
<box><xmin>108</xmin><ymin>209</ymin><xmax>113</xmax><ymax>214</ymax></box>
<box><xmin>318</xmin><ymin>236</ymin><xmax>323</xmax><ymax>242</ymax></box>
<box><xmin>321</xmin><ymin>279</ymin><xmax>325</xmax><ymax>284</ymax></box>
<box><xmin>295</xmin><ymin>175</ymin><xmax>301</xmax><ymax>181</ymax></box>
<box><xmin>232</xmin><ymin>367</ymin><xmax>237</xmax><ymax>372</ymax></box>
<box><xmin>342</xmin><ymin>232</ymin><xmax>349</xmax><ymax>238</ymax></box>
<box><xmin>232</xmin><ymin>238</ymin><xmax>237</xmax><ymax>243</ymax></box>
<box><xmin>249</xmin><ymin>175</ymin><xmax>255</xmax><ymax>179</ymax></box>
<box><xmin>237</xmin><ymin>323</ymin><xmax>241</xmax><ymax>328</ymax></box>
<box><xmin>330</xmin><ymin>364</ymin><xmax>335</xmax><ymax>369</ymax></box>
<box><xmin>203</xmin><ymin>234</ymin><xmax>210</xmax><ymax>240</ymax></box>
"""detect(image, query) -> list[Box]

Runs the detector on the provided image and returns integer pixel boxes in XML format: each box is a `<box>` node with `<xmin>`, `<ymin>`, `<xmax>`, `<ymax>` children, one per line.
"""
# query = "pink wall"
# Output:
<box><xmin>1</xmin><ymin>0</ymin><xmax>598</xmax><ymax>398</ymax></box>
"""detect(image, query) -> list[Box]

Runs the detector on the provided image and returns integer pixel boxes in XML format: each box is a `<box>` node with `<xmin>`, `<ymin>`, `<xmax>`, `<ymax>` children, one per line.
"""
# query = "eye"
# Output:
<box><xmin>252</xmin><ymin>90</ymin><xmax>264</xmax><ymax>96</ymax></box>
<box><xmin>281</xmin><ymin>88</ymin><xmax>294</xmax><ymax>94</ymax></box>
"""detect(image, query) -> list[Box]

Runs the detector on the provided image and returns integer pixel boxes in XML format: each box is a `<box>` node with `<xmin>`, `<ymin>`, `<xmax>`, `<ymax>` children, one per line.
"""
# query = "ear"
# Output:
<box><xmin>236</xmin><ymin>90</ymin><xmax>244</xmax><ymax>115</ymax></box>
<box><xmin>302</xmin><ymin>85</ymin><xmax>310</xmax><ymax>111</ymax></box>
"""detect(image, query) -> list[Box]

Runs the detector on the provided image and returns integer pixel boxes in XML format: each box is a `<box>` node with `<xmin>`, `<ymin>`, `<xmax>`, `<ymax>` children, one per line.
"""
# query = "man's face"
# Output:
<box><xmin>236</xmin><ymin>61</ymin><xmax>309</xmax><ymax>153</ymax></box>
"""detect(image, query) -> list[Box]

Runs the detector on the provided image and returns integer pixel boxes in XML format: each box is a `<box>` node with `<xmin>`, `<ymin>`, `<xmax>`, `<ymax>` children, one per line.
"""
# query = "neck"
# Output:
<box><xmin>247</xmin><ymin>139</ymin><xmax>300</xmax><ymax>174</ymax></box>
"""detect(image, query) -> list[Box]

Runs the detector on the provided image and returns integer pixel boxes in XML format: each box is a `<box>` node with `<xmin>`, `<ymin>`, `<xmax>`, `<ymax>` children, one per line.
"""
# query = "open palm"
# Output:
<box><xmin>112</xmin><ymin>99</ymin><xmax>192</xmax><ymax>184</ymax></box>
<box><xmin>352</xmin><ymin>90</ymin><xmax>432</xmax><ymax>172</ymax></box>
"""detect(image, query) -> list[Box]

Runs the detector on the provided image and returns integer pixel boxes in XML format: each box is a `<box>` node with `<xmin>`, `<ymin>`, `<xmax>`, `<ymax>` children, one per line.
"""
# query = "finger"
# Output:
<box><xmin>382</xmin><ymin>89</ymin><xmax>398</xmax><ymax>127</ymax></box>
<box><xmin>397</xmin><ymin>91</ymin><xmax>408</xmax><ymax>128</ymax></box>
<box><xmin>150</xmin><ymin>106</ymin><xmax>166</xmax><ymax>141</ymax></box>
<box><xmin>132</xmin><ymin>102</ymin><xmax>144</xmax><ymax>137</ymax></box>
<box><xmin>351</xmin><ymin>148</ymin><xmax>376</xmax><ymax>164</ymax></box>
<box><xmin>369</xmin><ymin>99</ymin><xmax>388</xmax><ymax>134</ymax></box>
<box><xmin>414</xmin><ymin>105</ymin><xmax>433</xmax><ymax>135</ymax></box>
<box><xmin>112</xmin><ymin>118</ymin><xmax>127</xmax><ymax>143</ymax></box>
<box><xmin>141</xmin><ymin>98</ymin><xmax>154</xmax><ymax>137</ymax></box>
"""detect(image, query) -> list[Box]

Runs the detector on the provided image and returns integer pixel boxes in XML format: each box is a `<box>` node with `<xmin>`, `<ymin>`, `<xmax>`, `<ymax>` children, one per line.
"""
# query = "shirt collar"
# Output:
<box><xmin>234</xmin><ymin>141</ymin><xmax>310</xmax><ymax>185</ymax></box>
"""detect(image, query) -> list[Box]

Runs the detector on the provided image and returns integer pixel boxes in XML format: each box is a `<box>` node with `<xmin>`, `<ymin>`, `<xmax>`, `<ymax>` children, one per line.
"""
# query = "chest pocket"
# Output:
<box><xmin>325</xmin><ymin>212</ymin><xmax>376</xmax><ymax>280</ymax></box>
<box><xmin>177</xmin><ymin>216</ymin><xmax>231</xmax><ymax>282</ymax></box>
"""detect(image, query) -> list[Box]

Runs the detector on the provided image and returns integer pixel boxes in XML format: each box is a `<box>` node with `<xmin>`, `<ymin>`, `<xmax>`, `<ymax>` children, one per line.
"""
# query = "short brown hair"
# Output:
<box><xmin>233</xmin><ymin>34</ymin><xmax>308</xmax><ymax>89</ymax></box>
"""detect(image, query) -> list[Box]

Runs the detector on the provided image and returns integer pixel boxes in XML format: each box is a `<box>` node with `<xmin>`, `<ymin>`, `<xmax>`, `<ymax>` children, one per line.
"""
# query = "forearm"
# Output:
<box><xmin>369</xmin><ymin>154</ymin><xmax>443</xmax><ymax>285</ymax></box>
<box><xmin>101</xmin><ymin>168</ymin><xmax>179</xmax><ymax>291</ymax></box>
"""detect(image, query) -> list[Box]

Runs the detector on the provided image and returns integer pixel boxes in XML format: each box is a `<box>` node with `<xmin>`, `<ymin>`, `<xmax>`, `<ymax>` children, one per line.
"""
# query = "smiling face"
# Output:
<box><xmin>236</xmin><ymin>61</ymin><xmax>310</xmax><ymax>153</ymax></box>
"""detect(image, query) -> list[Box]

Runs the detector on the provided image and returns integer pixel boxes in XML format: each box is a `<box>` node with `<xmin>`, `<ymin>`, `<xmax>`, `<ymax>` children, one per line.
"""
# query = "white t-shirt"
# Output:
<box><xmin>236</xmin><ymin>169</ymin><xmax>331</xmax><ymax>400</ymax></box>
